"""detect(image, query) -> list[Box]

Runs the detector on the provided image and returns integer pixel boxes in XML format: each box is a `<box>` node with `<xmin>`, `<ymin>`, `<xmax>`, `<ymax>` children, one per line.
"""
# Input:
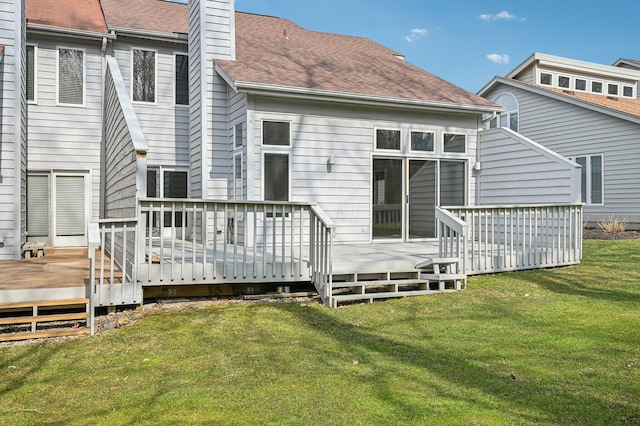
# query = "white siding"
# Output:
<box><xmin>477</xmin><ymin>128</ymin><xmax>580</xmax><ymax>205</ymax></box>
<box><xmin>111</xmin><ymin>40</ymin><xmax>189</xmax><ymax>168</ymax></box>
<box><xmin>26</xmin><ymin>35</ymin><xmax>102</xmax><ymax>226</ymax></box>
<box><xmin>0</xmin><ymin>0</ymin><xmax>26</xmax><ymax>260</ymax></box>
<box><xmin>486</xmin><ymin>83</ymin><xmax>640</xmax><ymax>223</ymax></box>
<box><xmin>188</xmin><ymin>0</ymin><xmax>235</xmax><ymax>198</ymax></box>
<box><xmin>250</xmin><ymin>96</ymin><xmax>480</xmax><ymax>243</ymax></box>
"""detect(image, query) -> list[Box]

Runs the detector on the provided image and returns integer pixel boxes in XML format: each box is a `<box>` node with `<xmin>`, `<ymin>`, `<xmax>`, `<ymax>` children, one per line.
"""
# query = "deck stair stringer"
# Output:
<box><xmin>0</xmin><ymin>298</ymin><xmax>92</xmax><ymax>342</ymax></box>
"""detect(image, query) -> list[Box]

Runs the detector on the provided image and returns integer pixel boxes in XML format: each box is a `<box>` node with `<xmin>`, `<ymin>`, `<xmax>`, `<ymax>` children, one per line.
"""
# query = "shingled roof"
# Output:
<box><xmin>100</xmin><ymin>0</ymin><xmax>188</xmax><ymax>35</ymax></box>
<box><xmin>27</xmin><ymin>0</ymin><xmax>108</xmax><ymax>34</ymax></box>
<box><xmin>217</xmin><ymin>13</ymin><xmax>497</xmax><ymax>110</ymax></box>
<box><xmin>545</xmin><ymin>86</ymin><xmax>640</xmax><ymax>118</ymax></box>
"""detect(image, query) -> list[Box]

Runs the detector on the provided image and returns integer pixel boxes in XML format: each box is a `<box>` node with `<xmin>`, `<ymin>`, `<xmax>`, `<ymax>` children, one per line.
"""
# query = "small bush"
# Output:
<box><xmin>598</xmin><ymin>215</ymin><xmax>628</xmax><ymax>233</ymax></box>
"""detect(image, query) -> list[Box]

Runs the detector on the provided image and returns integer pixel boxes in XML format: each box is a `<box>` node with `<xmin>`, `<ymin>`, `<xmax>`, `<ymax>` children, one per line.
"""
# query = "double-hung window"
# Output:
<box><xmin>132</xmin><ymin>48</ymin><xmax>156</xmax><ymax>103</ymax></box>
<box><xmin>570</xmin><ymin>155</ymin><xmax>603</xmax><ymax>205</ymax></box>
<box><xmin>262</xmin><ymin>121</ymin><xmax>290</xmax><ymax>201</ymax></box>
<box><xmin>58</xmin><ymin>47</ymin><xmax>84</xmax><ymax>105</ymax></box>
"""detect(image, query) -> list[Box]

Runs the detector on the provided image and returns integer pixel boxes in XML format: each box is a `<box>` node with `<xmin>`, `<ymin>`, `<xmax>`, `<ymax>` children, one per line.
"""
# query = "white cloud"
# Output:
<box><xmin>478</xmin><ymin>11</ymin><xmax>524</xmax><ymax>21</ymax></box>
<box><xmin>405</xmin><ymin>28</ymin><xmax>428</xmax><ymax>43</ymax></box>
<box><xmin>486</xmin><ymin>53</ymin><xmax>510</xmax><ymax>64</ymax></box>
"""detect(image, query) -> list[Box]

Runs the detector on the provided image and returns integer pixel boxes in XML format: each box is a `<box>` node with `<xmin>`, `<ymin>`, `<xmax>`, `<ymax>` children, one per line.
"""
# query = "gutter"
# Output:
<box><xmin>108</xmin><ymin>27</ymin><xmax>188</xmax><ymax>44</ymax></box>
<box><xmin>231</xmin><ymin>81</ymin><xmax>500</xmax><ymax>115</ymax></box>
<box><xmin>27</xmin><ymin>23</ymin><xmax>115</xmax><ymax>41</ymax></box>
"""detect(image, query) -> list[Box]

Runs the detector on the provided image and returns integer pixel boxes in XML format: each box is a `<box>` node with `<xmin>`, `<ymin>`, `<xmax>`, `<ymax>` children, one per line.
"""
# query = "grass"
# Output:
<box><xmin>1</xmin><ymin>240</ymin><xmax>639</xmax><ymax>425</ymax></box>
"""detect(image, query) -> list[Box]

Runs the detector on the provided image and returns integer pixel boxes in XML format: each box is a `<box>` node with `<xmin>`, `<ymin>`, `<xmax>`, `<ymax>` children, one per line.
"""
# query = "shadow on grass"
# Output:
<box><xmin>270</xmin><ymin>299</ymin><xmax>635</xmax><ymax>424</ymax></box>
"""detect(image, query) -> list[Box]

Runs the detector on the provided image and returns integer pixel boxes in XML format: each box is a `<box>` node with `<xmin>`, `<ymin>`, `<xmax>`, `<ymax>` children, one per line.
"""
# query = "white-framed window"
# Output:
<box><xmin>27</xmin><ymin>44</ymin><xmax>37</xmax><ymax>103</ymax></box>
<box><xmin>132</xmin><ymin>48</ymin><xmax>157</xmax><ymax>103</ymax></box>
<box><xmin>575</xmin><ymin>78</ymin><xmax>587</xmax><ymax>92</ymax></box>
<box><xmin>234</xmin><ymin>153</ymin><xmax>243</xmax><ymax>200</ymax></box>
<box><xmin>443</xmin><ymin>133</ymin><xmax>466</xmax><ymax>153</ymax></box>
<box><xmin>376</xmin><ymin>128</ymin><xmax>401</xmax><ymax>150</ymax></box>
<box><xmin>607</xmin><ymin>83</ymin><xmax>619</xmax><ymax>96</ymax></box>
<box><xmin>490</xmin><ymin>92</ymin><xmax>519</xmax><ymax>132</ymax></box>
<box><xmin>558</xmin><ymin>75</ymin><xmax>570</xmax><ymax>89</ymax></box>
<box><xmin>623</xmin><ymin>85</ymin><xmax>634</xmax><ymax>98</ymax></box>
<box><xmin>410</xmin><ymin>131</ymin><xmax>435</xmax><ymax>152</ymax></box>
<box><xmin>540</xmin><ymin>72</ymin><xmax>552</xmax><ymax>86</ymax></box>
<box><xmin>147</xmin><ymin>167</ymin><xmax>189</xmax><ymax>226</ymax></box>
<box><xmin>262</xmin><ymin>121</ymin><xmax>290</xmax><ymax>146</ymax></box>
<box><xmin>235</xmin><ymin>122</ymin><xmax>244</xmax><ymax>148</ymax></box>
<box><xmin>592</xmin><ymin>81</ymin><xmax>603</xmax><ymax>93</ymax></box>
<box><xmin>57</xmin><ymin>47</ymin><xmax>84</xmax><ymax>106</ymax></box>
<box><xmin>569</xmin><ymin>155</ymin><xmax>603</xmax><ymax>205</ymax></box>
<box><xmin>175</xmin><ymin>53</ymin><xmax>188</xmax><ymax>106</ymax></box>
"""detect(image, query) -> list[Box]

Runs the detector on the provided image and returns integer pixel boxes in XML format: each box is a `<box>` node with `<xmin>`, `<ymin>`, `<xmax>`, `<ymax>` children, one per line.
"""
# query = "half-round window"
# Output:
<box><xmin>491</xmin><ymin>92</ymin><xmax>519</xmax><ymax>132</ymax></box>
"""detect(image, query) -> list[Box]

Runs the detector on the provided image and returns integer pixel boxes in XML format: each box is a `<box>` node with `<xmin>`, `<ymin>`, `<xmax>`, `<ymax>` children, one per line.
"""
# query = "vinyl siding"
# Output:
<box><xmin>250</xmin><ymin>96</ymin><xmax>479</xmax><ymax>243</ymax></box>
<box><xmin>477</xmin><ymin>128</ymin><xmax>580</xmax><ymax>205</ymax></box>
<box><xmin>487</xmin><ymin>83</ymin><xmax>640</xmax><ymax>223</ymax></box>
<box><xmin>111</xmin><ymin>40</ymin><xmax>189</xmax><ymax>169</ymax></box>
<box><xmin>0</xmin><ymin>0</ymin><xmax>25</xmax><ymax>260</ymax></box>
<box><xmin>26</xmin><ymin>35</ymin><xmax>102</xmax><ymax>225</ymax></box>
<box><xmin>104</xmin><ymin>57</ymin><xmax>147</xmax><ymax>218</ymax></box>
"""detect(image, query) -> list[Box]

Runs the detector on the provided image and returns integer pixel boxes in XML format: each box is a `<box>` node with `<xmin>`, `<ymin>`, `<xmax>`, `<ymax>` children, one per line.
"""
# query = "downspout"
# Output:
<box><xmin>99</xmin><ymin>34</ymin><xmax>109</xmax><ymax>219</ymax></box>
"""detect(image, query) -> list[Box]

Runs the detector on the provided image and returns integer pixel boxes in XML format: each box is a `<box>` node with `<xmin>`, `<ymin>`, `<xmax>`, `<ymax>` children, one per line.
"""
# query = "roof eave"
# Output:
<box><xmin>27</xmin><ymin>22</ymin><xmax>113</xmax><ymax>40</ymax></box>
<box><xmin>486</xmin><ymin>76</ymin><xmax>640</xmax><ymax>125</ymax></box>
<box><xmin>109</xmin><ymin>26</ymin><xmax>188</xmax><ymax>44</ymax></box>
<box><xmin>232</xmin><ymin>81</ymin><xmax>499</xmax><ymax>114</ymax></box>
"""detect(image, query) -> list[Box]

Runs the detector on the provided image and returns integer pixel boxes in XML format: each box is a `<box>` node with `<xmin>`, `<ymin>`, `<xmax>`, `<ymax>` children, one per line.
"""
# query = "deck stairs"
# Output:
<box><xmin>330</xmin><ymin>257</ymin><xmax>466</xmax><ymax>307</ymax></box>
<box><xmin>0</xmin><ymin>298</ymin><xmax>92</xmax><ymax>342</ymax></box>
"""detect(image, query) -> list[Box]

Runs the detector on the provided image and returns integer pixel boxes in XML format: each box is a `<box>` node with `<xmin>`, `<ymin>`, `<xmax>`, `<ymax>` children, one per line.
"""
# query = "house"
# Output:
<box><xmin>0</xmin><ymin>0</ymin><xmax>584</xmax><ymax>319</ymax></box>
<box><xmin>479</xmin><ymin>52</ymin><xmax>640</xmax><ymax>228</ymax></box>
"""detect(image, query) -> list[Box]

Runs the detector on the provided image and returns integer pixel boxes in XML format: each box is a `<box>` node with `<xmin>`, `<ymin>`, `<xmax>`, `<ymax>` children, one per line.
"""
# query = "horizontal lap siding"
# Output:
<box><xmin>252</xmin><ymin>97</ymin><xmax>479</xmax><ymax>243</ymax></box>
<box><xmin>0</xmin><ymin>0</ymin><xmax>21</xmax><ymax>259</ymax></box>
<box><xmin>113</xmin><ymin>42</ymin><xmax>189</xmax><ymax>168</ymax></box>
<box><xmin>488</xmin><ymin>85</ymin><xmax>640</xmax><ymax>222</ymax></box>
<box><xmin>478</xmin><ymin>129</ymin><xmax>578</xmax><ymax>204</ymax></box>
<box><xmin>26</xmin><ymin>37</ymin><xmax>102</xmax><ymax>221</ymax></box>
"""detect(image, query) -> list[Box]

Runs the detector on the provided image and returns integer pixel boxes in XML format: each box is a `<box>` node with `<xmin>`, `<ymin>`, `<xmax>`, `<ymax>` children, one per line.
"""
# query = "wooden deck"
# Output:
<box><xmin>0</xmin><ymin>249</ymin><xmax>89</xmax><ymax>303</ymax></box>
<box><xmin>332</xmin><ymin>241</ymin><xmax>440</xmax><ymax>275</ymax></box>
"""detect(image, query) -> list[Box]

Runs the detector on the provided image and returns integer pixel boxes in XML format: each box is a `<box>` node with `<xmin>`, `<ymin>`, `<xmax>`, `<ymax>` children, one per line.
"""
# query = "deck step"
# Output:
<box><xmin>0</xmin><ymin>298</ymin><xmax>92</xmax><ymax>342</ymax></box>
<box><xmin>332</xmin><ymin>279</ymin><xmax>427</xmax><ymax>289</ymax></box>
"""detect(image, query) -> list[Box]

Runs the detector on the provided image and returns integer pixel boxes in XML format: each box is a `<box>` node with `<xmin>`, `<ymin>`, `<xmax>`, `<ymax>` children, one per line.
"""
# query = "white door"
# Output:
<box><xmin>53</xmin><ymin>174</ymin><xmax>88</xmax><ymax>247</ymax></box>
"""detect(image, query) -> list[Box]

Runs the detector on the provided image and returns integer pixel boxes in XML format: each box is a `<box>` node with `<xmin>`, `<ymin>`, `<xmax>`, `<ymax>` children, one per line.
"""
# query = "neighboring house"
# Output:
<box><xmin>479</xmin><ymin>52</ymin><xmax>640</xmax><ymax>227</ymax></box>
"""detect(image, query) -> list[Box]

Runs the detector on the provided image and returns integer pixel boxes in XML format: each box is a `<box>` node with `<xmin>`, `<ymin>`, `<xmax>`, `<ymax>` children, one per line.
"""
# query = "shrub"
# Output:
<box><xmin>598</xmin><ymin>215</ymin><xmax>628</xmax><ymax>233</ymax></box>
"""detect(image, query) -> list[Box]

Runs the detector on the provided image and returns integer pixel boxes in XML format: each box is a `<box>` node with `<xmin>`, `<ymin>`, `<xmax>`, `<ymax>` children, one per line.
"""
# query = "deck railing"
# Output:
<box><xmin>137</xmin><ymin>199</ymin><xmax>334</xmax><ymax>299</ymax></box>
<box><xmin>439</xmin><ymin>204</ymin><xmax>583</xmax><ymax>275</ymax></box>
<box><xmin>87</xmin><ymin>218</ymin><xmax>142</xmax><ymax>310</ymax></box>
<box><xmin>309</xmin><ymin>205</ymin><xmax>336</xmax><ymax>306</ymax></box>
<box><xmin>435</xmin><ymin>207</ymin><xmax>469</xmax><ymax>275</ymax></box>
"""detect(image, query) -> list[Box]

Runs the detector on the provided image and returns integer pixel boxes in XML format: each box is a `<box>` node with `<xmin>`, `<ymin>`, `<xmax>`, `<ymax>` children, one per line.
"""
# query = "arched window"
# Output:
<box><xmin>490</xmin><ymin>93</ymin><xmax>519</xmax><ymax>132</ymax></box>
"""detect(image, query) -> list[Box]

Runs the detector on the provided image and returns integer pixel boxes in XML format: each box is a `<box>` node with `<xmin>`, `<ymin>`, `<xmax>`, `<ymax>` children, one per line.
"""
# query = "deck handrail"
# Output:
<box><xmin>444</xmin><ymin>204</ymin><xmax>583</xmax><ymax>275</ymax></box>
<box><xmin>309</xmin><ymin>204</ymin><xmax>335</xmax><ymax>306</ymax></box>
<box><xmin>435</xmin><ymin>207</ymin><xmax>468</xmax><ymax>275</ymax></box>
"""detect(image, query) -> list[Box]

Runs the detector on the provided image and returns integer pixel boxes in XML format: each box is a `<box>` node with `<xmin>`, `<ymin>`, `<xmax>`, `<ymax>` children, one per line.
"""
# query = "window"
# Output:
<box><xmin>411</xmin><ymin>131</ymin><xmax>434</xmax><ymax>152</ymax></box>
<box><xmin>558</xmin><ymin>76</ymin><xmax>570</xmax><ymax>88</ymax></box>
<box><xmin>491</xmin><ymin>93</ymin><xmax>519</xmax><ymax>132</ymax></box>
<box><xmin>27</xmin><ymin>45</ymin><xmax>36</xmax><ymax>102</ymax></box>
<box><xmin>608</xmin><ymin>84</ymin><xmax>618</xmax><ymax>96</ymax></box>
<box><xmin>234</xmin><ymin>154</ymin><xmax>243</xmax><ymax>200</ymax></box>
<box><xmin>575</xmin><ymin>79</ymin><xmax>586</xmax><ymax>91</ymax></box>
<box><xmin>540</xmin><ymin>73</ymin><xmax>552</xmax><ymax>86</ymax></box>
<box><xmin>592</xmin><ymin>81</ymin><xmax>603</xmax><ymax>93</ymax></box>
<box><xmin>132</xmin><ymin>48</ymin><xmax>156</xmax><ymax>103</ymax></box>
<box><xmin>147</xmin><ymin>169</ymin><xmax>188</xmax><ymax>226</ymax></box>
<box><xmin>443</xmin><ymin>134</ymin><xmax>465</xmax><ymax>153</ymax></box>
<box><xmin>570</xmin><ymin>155</ymin><xmax>603</xmax><ymax>205</ymax></box>
<box><xmin>263</xmin><ymin>121</ymin><xmax>290</xmax><ymax>146</ymax></box>
<box><xmin>235</xmin><ymin>122</ymin><xmax>244</xmax><ymax>148</ymax></box>
<box><xmin>623</xmin><ymin>85</ymin><xmax>634</xmax><ymax>98</ymax></box>
<box><xmin>264</xmin><ymin>153</ymin><xmax>289</xmax><ymax>201</ymax></box>
<box><xmin>175</xmin><ymin>54</ymin><xmax>188</xmax><ymax>105</ymax></box>
<box><xmin>376</xmin><ymin>129</ymin><xmax>401</xmax><ymax>150</ymax></box>
<box><xmin>58</xmin><ymin>48</ymin><xmax>84</xmax><ymax>105</ymax></box>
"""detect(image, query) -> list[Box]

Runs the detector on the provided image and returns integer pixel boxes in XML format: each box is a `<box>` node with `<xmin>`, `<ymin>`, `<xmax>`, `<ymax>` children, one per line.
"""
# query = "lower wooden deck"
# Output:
<box><xmin>0</xmin><ymin>249</ymin><xmax>89</xmax><ymax>303</ymax></box>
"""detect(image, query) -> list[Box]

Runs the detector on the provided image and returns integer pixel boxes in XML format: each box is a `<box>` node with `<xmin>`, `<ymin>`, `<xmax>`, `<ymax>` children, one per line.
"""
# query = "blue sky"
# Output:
<box><xmin>234</xmin><ymin>0</ymin><xmax>640</xmax><ymax>93</ymax></box>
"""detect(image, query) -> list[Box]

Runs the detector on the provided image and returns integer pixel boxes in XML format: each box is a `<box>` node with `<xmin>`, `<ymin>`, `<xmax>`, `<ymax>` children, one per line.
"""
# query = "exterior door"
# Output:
<box><xmin>54</xmin><ymin>174</ymin><xmax>88</xmax><ymax>247</ymax></box>
<box><xmin>372</xmin><ymin>158</ymin><xmax>466</xmax><ymax>241</ymax></box>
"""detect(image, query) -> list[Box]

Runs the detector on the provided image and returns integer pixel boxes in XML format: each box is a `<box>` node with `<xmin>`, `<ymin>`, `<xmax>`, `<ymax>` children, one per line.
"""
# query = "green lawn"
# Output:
<box><xmin>1</xmin><ymin>240</ymin><xmax>639</xmax><ymax>425</ymax></box>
